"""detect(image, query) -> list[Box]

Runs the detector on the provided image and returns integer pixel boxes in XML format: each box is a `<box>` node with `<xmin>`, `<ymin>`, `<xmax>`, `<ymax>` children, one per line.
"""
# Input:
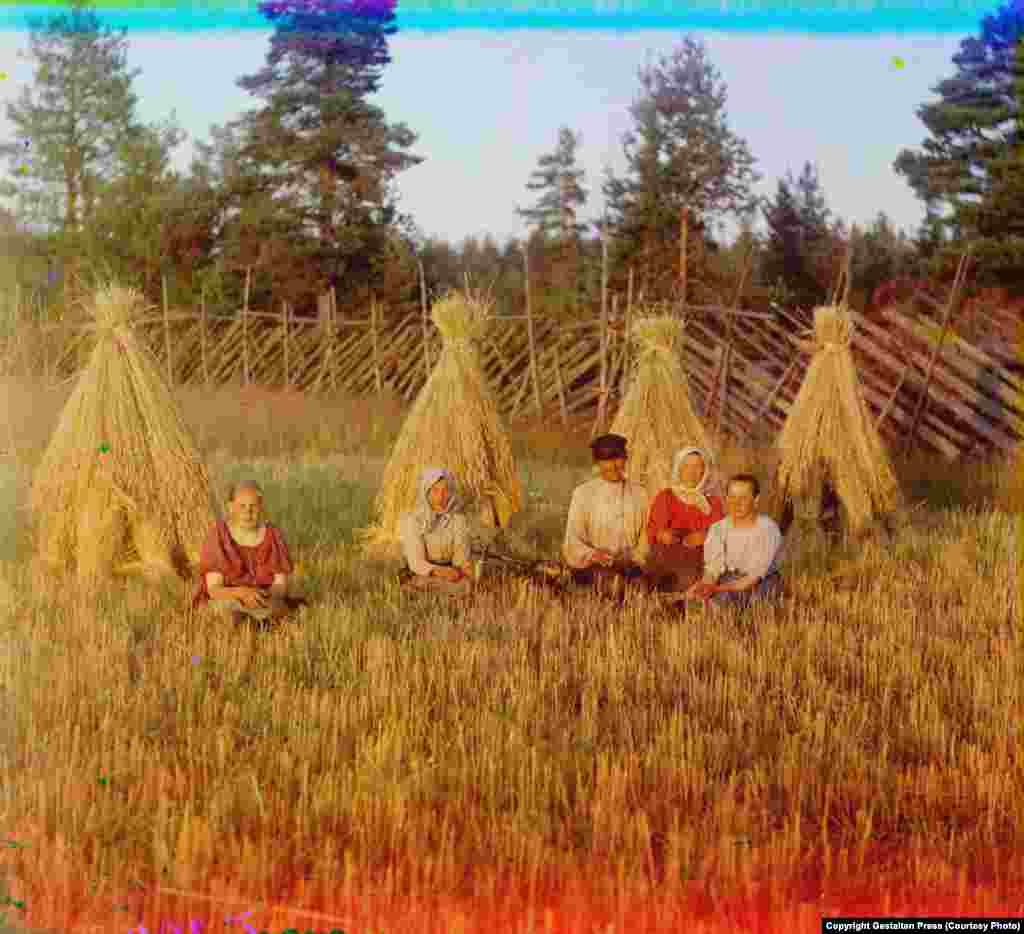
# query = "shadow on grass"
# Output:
<box><xmin>893</xmin><ymin>450</ymin><xmax>1007</xmax><ymax>513</ymax></box>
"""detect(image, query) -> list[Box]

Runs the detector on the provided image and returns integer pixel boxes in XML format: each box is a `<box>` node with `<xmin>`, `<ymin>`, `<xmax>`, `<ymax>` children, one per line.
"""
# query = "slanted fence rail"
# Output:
<box><xmin>1</xmin><ymin>290</ymin><xmax>1020</xmax><ymax>461</ymax></box>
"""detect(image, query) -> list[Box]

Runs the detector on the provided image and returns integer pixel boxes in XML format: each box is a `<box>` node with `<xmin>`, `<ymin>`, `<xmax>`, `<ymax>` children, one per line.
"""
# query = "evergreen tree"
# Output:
<box><xmin>760</xmin><ymin>162</ymin><xmax>831</xmax><ymax>311</ymax></box>
<box><xmin>517</xmin><ymin>126</ymin><xmax>589</xmax><ymax>319</ymax></box>
<box><xmin>894</xmin><ymin>2</ymin><xmax>1024</xmax><ymax>289</ymax></box>
<box><xmin>852</xmin><ymin>211</ymin><xmax>919</xmax><ymax>313</ymax></box>
<box><xmin>217</xmin><ymin>0</ymin><xmax>423</xmax><ymax>315</ymax></box>
<box><xmin>79</xmin><ymin>117</ymin><xmax>188</xmax><ymax>300</ymax></box>
<box><xmin>602</xmin><ymin>37</ymin><xmax>761</xmax><ymax>303</ymax></box>
<box><xmin>517</xmin><ymin>126</ymin><xmax>588</xmax><ymax>242</ymax></box>
<box><xmin>0</xmin><ymin>0</ymin><xmax>146</xmax><ymax>289</ymax></box>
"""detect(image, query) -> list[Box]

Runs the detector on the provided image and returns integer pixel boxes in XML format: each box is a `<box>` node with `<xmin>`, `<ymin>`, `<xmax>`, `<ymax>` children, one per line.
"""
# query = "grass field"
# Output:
<box><xmin>0</xmin><ymin>378</ymin><xmax>1020</xmax><ymax>934</ymax></box>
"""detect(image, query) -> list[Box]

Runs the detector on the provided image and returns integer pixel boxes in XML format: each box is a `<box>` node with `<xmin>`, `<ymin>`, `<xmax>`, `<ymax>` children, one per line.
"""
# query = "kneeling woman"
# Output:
<box><xmin>399</xmin><ymin>468</ymin><xmax>474</xmax><ymax>595</ymax></box>
<box><xmin>646</xmin><ymin>446</ymin><xmax>724</xmax><ymax>597</ymax></box>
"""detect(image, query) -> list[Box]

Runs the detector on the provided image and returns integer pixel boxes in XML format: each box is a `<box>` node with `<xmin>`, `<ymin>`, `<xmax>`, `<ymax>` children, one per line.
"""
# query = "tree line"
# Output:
<box><xmin>2</xmin><ymin>0</ymin><xmax>1023</xmax><ymax>331</ymax></box>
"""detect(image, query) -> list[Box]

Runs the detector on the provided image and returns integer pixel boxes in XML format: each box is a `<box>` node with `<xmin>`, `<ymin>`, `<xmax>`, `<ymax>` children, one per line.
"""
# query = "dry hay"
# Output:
<box><xmin>30</xmin><ymin>284</ymin><xmax>217</xmax><ymax>585</ymax></box>
<box><xmin>358</xmin><ymin>290</ymin><xmax>523</xmax><ymax>557</ymax></box>
<box><xmin>610</xmin><ymin>315</ymin><xmax>714</xmax><ymax>494</ymax></box>
<box><xmin>775</xmin><ymin>305</ymin><xmax>901</xmax><ymax>534</ymax></box>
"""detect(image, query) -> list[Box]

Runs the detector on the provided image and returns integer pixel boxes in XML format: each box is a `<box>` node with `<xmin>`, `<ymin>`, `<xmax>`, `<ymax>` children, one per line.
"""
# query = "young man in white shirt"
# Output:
<box><xmin>685</xmin><ymin>472</ymin><xmax>784</xmax><ymax>610</ymax></box>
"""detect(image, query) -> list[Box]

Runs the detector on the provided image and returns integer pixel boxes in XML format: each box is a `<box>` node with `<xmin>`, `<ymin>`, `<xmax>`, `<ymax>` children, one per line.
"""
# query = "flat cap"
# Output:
<box><xmin>590</xmin><ymin>433</ymin><xmax>628</xmax><ymax>461</ymax></box>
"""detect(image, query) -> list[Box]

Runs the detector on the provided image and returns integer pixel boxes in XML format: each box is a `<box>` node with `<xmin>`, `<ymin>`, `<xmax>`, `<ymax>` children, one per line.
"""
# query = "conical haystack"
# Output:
<box><xmin>775</xmin><ymin>305</ymin><xmax>901</xmax><ymax>533</ymax></box>
<box><xmin>30</xmin><ymin>284</ymin><xmax>217</xmax><ymax>586</ymax></box>
<box><xmin>610</xmin><ymin>315</ymin><xmax>714</xmax><ymax>494</ymax></box>
<box><xmin>358</xmin><ymin>290</ymin><xmax>523</xmax><ymax>556</ymax></box>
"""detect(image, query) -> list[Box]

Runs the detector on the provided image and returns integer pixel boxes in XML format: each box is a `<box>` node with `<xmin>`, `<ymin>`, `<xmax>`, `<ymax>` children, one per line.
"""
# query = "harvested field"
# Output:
<box><xmin>0</xmin><ymin>383</ymin><xmax>1020</xmax><ymax>934</ymax></box>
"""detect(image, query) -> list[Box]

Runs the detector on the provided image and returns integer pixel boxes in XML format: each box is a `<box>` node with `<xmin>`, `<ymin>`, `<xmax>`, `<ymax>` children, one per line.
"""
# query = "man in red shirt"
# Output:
<box><xmin>192</xmin><ymin>481</ymin><xmax>306</xmax><ymax>625</ymax></box>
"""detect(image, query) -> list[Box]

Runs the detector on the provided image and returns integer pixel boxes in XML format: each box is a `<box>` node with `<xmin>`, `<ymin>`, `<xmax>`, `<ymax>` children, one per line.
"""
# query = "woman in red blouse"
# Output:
<box><xmin>645</xmin><ymin>446</ymin><xmax>725</xmax><ymax>598</ymax></box>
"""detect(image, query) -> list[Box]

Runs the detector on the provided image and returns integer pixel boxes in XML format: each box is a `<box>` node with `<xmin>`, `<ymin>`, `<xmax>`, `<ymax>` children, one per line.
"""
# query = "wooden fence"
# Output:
<box><xmin>2</xmin><ymin>285</ymin><xmax>1021</xmax><ymax>461</ymax></box>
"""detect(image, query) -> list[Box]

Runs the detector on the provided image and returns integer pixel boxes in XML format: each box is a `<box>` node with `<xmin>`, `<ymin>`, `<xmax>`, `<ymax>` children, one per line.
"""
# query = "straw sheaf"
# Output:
<box><xmin>358</xmin><ymin>292</ymin><xmax>523</xmax><ymax>556</ymax></box>
<box><xmin>30</xmin><ymin>284</ymin><xmax>218</xmax><ymax>580</ymax></box>
<box><xmin>775</xmin><ymin>305</ymin><xmax>901</xmax><ymax>533</ymax></box>
<box><xmin>610</xmin><ymin>315</ymin><xmax>714</xmax><ymax>495</ymax></box>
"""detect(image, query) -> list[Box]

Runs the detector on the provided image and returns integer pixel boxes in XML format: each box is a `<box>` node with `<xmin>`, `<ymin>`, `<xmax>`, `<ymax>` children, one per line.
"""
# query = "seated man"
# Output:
<box><xmin>191</xmin><ymin>481</ymin><xmax>306</xmax><ymax>624</ymax></box>
<box><xmin>563</xmin><ymin>433</ymin><xmax>649</xmax><ymax>601</ymax></box>
<box><xmin>399</xmin><ymin>467</ymin><xmax>474</xmax><ymax>596</ymax></box>
<box><xmin>685</xmin><ymin>473</ymin><xmax>784</xmax><ymax>611</ymax></box>
<box><xmin>645</xmin><ymin>446</ymin><xmax>725</xmax><ymax>600</ymax></box>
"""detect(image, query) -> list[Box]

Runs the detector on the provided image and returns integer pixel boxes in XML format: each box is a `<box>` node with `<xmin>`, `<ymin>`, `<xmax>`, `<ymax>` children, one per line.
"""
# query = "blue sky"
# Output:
<box><xmin>0</xmin><ymin>25</ymin><xmax>976</xmax><ymax>247</ymax></box>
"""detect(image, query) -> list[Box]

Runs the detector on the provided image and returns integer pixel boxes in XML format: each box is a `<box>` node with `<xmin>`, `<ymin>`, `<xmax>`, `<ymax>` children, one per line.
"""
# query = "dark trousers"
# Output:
<box><xmin>708</xmin><ymin>570</ymin><xmax>784</xmax><ymax>610</ymax></box>
<box><xmin>571</xmin><ymin>563</ymin><xmax>645</xmax><ymax>599</ymax></box>
<box><xmin>645</xmin><ymin>543</ymin><xmax>704</xmax><ymax>594</ymax></box>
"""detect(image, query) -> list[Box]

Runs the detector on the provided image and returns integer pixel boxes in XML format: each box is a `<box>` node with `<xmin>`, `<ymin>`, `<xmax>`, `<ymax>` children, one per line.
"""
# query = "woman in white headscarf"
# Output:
<box><xmin>398</xmin><ymin>467</ymin><xmax>473</xmax><ymax>594</ymax></box>
<box><xmin>645</xmin><ymin>446</ymin><xmax>725</xmax><ymax>598</ymax></box>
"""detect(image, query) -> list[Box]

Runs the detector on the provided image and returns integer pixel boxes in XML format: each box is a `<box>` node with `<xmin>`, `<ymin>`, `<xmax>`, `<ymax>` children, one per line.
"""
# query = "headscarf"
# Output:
<box><xmin>670</xmin><ymin>446</ymin><xmax>716</xmax><ymax>515</ymax></box>
<box><xmin>414</xmin><ymin>467</ymin><xmax>463</xmax><ymax>536</ymax></box>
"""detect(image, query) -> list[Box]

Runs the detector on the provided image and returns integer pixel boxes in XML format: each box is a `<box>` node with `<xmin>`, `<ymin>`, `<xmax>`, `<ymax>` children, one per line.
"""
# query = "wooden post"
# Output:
<box><xmin>419</xmin><ymin>260</ymin><xmax>432</xmax><ymax>379</ymax></box>
<box><xmin>329</xmin><ymin>287</ymin><xmax>338</xmax><ymax>392</ymax></box>
<box><xmin>594</xmin><ymin>223</ymin><xmax>609</xmax><ymax>437</ymax></box>
<box><xmin>748</xmin><ymin>356</ymin><xmax>800</xmax><ymax>442</ymax></box>
<box><xmin>595</xmin><ymin>285</ymin><xmax>609</xmax><ymax>437</ymax></box>
<box><xmin>524</xmin><ymin>248</ymin><xmax>543</xmax><ymax>415</ymax></box>
<box><xmin>624</xmin><ymin>265</ymin><xmax>635</xmax><ymax>390</ymax></box>
<box><xmin>243</xmin><ymin>267</ymin><xmax>251</xmax><ymax>387</ymax></box>
<box><xmin>905</xmin><ymin>250</ymin><xmax>971</xmax><ymax>452</ymax></box>
<box><xmin>553</xmin><ymin>325</ymin><xmax>568</xmax><ymax>427</ymax></box>
<box><xmin>601</xmin><ymin>222</ymin><xmax>609</xmax><ymax>330</ymax></box>
<box><xmin>200</xmin><ymin>285</ymin><xmax>209</xmax><ymax>387</ymax></box>
<box><xmin>371</xmin><ymin>298</ymin><xmax>383</xmax><ymax>396</ymax></box>
<box><xmin>715</xmin><ymin>250</ymin><xmax>750</xmax><ymax>441</ymax></box>
<box><xmin>875</xmin><ymin>359</ymin><xmax>911</xmax><ymax>435</ymax></box>
<box><xmin>679</xmin><ymin>206</ymin><xmax>689</xmax><ymax>305</ymax></box>
<box><xmin>162</xmin><ymin>274</ymin><xmax>172</xmax><ymax>384</ymax></box>
<box><xmin>283</xmin><ymin>301</ymin><xmax>291</xmax><ymax>389</ymax></box>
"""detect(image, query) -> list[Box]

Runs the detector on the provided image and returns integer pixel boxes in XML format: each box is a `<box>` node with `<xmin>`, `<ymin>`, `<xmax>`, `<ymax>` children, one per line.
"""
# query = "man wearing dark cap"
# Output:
<box><xmin>562</xmin><ymin>433</ymin><xmax>650</xmax><ymax>600</ymax></box>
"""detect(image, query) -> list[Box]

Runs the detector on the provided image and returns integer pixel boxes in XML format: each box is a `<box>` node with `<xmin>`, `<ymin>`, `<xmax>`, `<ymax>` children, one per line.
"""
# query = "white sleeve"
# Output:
<box><xmin>747</xmin><ymin>519</ymin><xmax>782</xmax><ymax>580</ymax></box>
<box><xmin>563</xmin><ymin>487</ymin><xmax>595</xmax><ymax>569</ymax></box>
<box><xmin>703</xmin><ymin>522</ymin><xmax>726</xmax><ymax>582</ymax></box>
<box><xmin>450</xmin><ymin>514</ymin><xmax>471</xmax><ymax>568</ymax></box>
<box><xmin>399</xmin><ymin>514</ymin><xmax>435</xmax><ymax>577</ymax></box>
<box><xmin>630</xmin><ymin>486</ymin><xmax>651</xmax><ymax>563</ymax></box>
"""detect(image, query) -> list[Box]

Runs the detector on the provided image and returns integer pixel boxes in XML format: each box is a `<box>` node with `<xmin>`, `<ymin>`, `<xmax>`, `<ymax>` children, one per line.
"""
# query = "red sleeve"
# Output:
<box><xmin>196</xmin><ymin>521</ymin><xmax>226</xmax><ymax>578</ymax></box>
<box><xmin>648</xmin><ymin>490</ymin><xmax>672</xmax><ymax>544</ymax></box>
<box><xmin>192</xmin><ymin>523</ymin><xmax>219</xmax><ymax>608</ymax></box>
<box><xmin>270</xmin><ymin>528</ymin><xmax>294</xmax><ymax>573</ymax></box>
<box><xmin>268</xmin><ymin>526</ymin><xmax>294</xmax><ymax>576</ymax></box>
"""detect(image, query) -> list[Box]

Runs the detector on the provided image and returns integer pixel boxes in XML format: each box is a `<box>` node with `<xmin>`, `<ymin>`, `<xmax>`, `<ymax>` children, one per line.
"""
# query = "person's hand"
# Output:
<box><xmin>591</xmin><ymin>550</ymin><xmax>614</xmax><ymax>568</ymax></box>
<box><xmin>687</xmin><ymin>580</ymin><xmax>716</xmax><ymax>600</ymax></box>
<box><xmin>437</xmin><ymin>566</ymin><xmax>464</xmax><ymax>583</ymax></box>
<box><xmin>656</xmin><ymin>529</ymin><xmax>678</xmax><ymax>547</ymax></box>
<box><xmin>237</xmin><ymin>587</ymin><xmax>269</xmax><ymax>609</ymax></box>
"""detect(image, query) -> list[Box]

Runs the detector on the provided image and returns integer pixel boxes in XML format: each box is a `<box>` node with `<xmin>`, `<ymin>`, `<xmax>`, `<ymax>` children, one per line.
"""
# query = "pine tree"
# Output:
<box><xmin>760</xmin><ymin>162</ymin><xmax>832</xmax><ymax>311</ymax></box>
<box><xmin>216</xmin><ymin>0</ymin><xmax>423</xmax><ymax>315</ymax></box>
<box><xmin>0</xmin><ymin>0</ymin><xmax>146</xmax><ymax>290</ymax></box>
<box><xmin>602</xmin><ymin>37</ymin><xmax>761</xmax><ymax>303</ymax></box>
<box><xmin>517</xmin><ymin>126</ymin><xmax>589</xmax><ymax>319</ymax></box>
<box><xmin>894</xmin><ymin>2</ymin><xmax>1024</xmax><ymax>289</ymax></box>
<box><xmin>79</xmin><ymin>117</ymin><xmax>188</xmax><ymax>300</ymax></box>
<box><xmin>0</xmin><ymin>0</ymin><xmax>141</xmax><ymax>232</ymax></box>
<box><xmin>517</xmin><ymin>126</ymin><xmax>588</xmax><ymax>242</ymax></box>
